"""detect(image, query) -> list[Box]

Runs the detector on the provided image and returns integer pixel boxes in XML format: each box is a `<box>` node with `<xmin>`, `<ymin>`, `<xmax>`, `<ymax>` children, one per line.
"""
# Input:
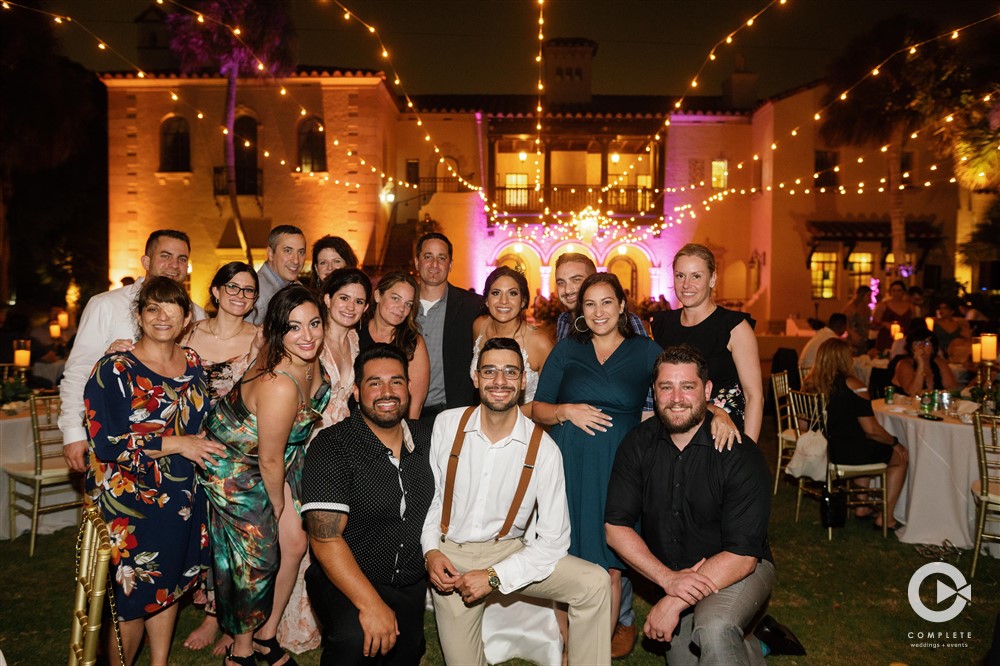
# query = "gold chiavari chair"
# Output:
<box><xmin>971</xmin><ymin>413</ymin><xmax>1000</xmax><ymax>578</ymax></box>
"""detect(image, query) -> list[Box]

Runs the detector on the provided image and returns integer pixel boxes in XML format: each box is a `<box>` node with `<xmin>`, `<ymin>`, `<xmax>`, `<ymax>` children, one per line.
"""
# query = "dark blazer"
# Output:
<box><xmin>441</xmin><ymin>283</ymin><xmax>483</xmax><ymax>409</ymax></box>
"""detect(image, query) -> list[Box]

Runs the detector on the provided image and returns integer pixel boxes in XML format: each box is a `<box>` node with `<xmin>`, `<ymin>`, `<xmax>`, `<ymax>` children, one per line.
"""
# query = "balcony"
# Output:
<box><xmin>213</xmin><ymin>167</ymin><xmax>263</xmax><ymax>196</ymax></box>
<box><xmin>494</xmin><ymin>185</ymin><xmax>655</xmax><ymax>214</ymax></box>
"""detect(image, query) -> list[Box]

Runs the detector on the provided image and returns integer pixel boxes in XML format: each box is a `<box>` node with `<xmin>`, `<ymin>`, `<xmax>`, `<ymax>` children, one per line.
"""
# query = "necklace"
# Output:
<box><xmin>207</xmin><ymin>319</ymin><xmax>243</xmax><ymax>341</ymax></box>
<box><xmin>306</xmin><ymin>362</ymin><xmax>314</xmax><ymax>383</ymax></box>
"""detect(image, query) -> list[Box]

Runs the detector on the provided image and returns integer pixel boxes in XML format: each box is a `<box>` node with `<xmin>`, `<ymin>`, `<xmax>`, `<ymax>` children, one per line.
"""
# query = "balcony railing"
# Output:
<box><xmin>418</xmin><ymin>177</ymin><xmax>478</xmax><ymax>199</ymax></box>
<box><xmin>495</xmin><ymin>185</ymin><xmax>655</xmax><ymax>214</ymax></box>
<box><xmin>213</xmin><ymin>167</ymin><xmax>263</xmax><ymax>196</ymax></box>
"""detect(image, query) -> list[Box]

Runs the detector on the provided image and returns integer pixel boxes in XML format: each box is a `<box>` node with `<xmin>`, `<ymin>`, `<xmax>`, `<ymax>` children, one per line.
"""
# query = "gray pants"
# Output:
<box><xmin>666</xmin><ymin>559</ymin><xmax>775</xmax><ymax>666</ymax></box>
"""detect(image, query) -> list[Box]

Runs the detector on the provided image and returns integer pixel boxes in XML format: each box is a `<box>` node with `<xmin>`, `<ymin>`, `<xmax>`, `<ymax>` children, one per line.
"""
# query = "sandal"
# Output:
<box><xmin>224</xmin><ymin>645</ymin><xmax>257</xmax><ymax>666</ymax></box>
<box><xmin>253</xmin><ymin>636</ymin><xmax>299</xmax><ymax>666</ymax></box>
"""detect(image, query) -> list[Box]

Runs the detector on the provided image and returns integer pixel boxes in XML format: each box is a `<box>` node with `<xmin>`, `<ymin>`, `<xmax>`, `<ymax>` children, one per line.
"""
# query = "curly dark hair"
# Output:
<box><xmin>260</xmin><ymin>284</ymin><xmax>326</xmax><ymax>375</ymax></box>
<box><xmin>569</xmin><ymin>273</ymin><xmax>635</xmax><ymax>343</ymax></box>
<box><xmin>209</xmin><ymin>262</ymin><xmax>258</xmax><ymax>310</ymax></box>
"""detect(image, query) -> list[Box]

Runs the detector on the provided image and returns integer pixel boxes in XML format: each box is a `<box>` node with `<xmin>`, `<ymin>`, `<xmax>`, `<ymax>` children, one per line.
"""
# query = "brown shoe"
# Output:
<box><xmin>611</xmin><ymin>622</ymin><xmax>636</xmax><ymax>659</ymax></box>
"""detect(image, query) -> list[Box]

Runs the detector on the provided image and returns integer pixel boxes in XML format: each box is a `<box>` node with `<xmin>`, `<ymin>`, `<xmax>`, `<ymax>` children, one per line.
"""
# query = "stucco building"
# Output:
<box><xmin>102</xmin><ymin>36</ymin><xmax>962</xmax><ymax>331</ymax></box>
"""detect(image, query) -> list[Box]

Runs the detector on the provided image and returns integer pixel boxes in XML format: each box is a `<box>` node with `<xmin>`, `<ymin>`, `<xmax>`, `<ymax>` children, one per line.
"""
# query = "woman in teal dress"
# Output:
<box><xmin>85</xmin><ymin>277</ymin><xmax>223</xmax><ymax>666</ymax></box>
<box><xmin>200</xmin><ymin>284</ymin><xmax>331</xmax><ymax>666</ymax></box>
<box><xmin>533</xmin><ymin>272</ymin><xmax>661</xmax><ymax>637</ymax></box>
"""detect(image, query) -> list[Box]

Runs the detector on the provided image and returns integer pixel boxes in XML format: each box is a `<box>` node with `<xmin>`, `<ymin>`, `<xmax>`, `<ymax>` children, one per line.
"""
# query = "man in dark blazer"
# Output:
<box><xmin>414</xmin><ymin>232</ymin><xmax>483</xmax><ymax>428</ymax></box>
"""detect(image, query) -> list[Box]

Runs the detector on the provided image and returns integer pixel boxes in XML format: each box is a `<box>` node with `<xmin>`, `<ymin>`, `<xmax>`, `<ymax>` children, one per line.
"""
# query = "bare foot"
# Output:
<box><xmin>183</xmin><ymin>615</ymin><xmax>220</xmax><ymax>650</ymax></box>
<box><xmin>213</xmin><ymin>633</ymin><xmax>235</xmax><ymax>657</ymax></box>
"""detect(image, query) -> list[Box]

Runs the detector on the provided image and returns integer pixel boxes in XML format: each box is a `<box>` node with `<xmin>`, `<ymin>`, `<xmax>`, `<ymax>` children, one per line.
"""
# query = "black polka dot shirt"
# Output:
<box><xmin>302</xmin><ymin>409</ymin><xmax>434</xmax><ymax>587</ymax></box>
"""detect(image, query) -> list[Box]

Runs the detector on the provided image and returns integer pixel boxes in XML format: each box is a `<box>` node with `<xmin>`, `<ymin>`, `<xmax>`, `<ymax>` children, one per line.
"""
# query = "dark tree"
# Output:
<box><xmin>819</xmin><ymin>16</ymin><xmax>966</xmax><ymax>277</ymax></box>
<box><xmin>0</xmin><ymin>2</ymin><xmax>105</xmax><ymax>307</ymax></box>
<box><xmin>167</xmin><ymin>0</ymin><xmax>297</xmax><ymax>265</ymax></box>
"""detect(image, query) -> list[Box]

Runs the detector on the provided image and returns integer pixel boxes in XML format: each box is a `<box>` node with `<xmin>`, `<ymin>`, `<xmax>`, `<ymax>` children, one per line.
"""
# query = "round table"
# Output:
<box><xmin>872</xmin><ymin>397</ymin><xmax>998</xmax><ymax>558</ymax></box>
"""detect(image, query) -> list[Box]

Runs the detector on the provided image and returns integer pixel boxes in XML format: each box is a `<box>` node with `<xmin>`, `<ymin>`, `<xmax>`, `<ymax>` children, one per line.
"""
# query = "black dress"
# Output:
<box><xmin>826</xmin><ymin>375</ymin><xmax>893</xmax><ymax>465</ymax></box>
<box><xmin>651</xmin><ymin>307</ymin><xmax>755</xmax><ymax>430</ymax></box>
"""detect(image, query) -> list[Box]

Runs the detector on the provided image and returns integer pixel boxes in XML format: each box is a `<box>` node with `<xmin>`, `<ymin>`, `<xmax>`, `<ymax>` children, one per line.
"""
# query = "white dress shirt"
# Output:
<box><xmin>58</xmin><ymin>279</ymin><xmax>206</xmax><ymax>445</ymax></box>
<box><xmin>799</xmin><ymin>326</ymin><xmax>839</xmax><ymax>373</ymax></box>
<box><xmin>421</xmin><ymin>406</ymin><xmax>570</xmax><ymax>594</ymax></box>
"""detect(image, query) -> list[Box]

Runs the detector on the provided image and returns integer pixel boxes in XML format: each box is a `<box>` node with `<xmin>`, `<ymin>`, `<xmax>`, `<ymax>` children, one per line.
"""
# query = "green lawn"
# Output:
<box><xmin>3</xmin><ymin>419</ymin><xmax>998</xmax><ymax>665</ymax></box>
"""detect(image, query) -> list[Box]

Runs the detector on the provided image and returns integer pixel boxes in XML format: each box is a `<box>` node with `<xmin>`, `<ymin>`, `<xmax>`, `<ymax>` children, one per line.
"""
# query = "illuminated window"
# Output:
<box><xmin>814</xmin><ymin>150</ymin><xmax>838</xmax><ymax>189</ymax></box>
<box><xmin>159</xmin><ymin>116</ymin><xmax>190</xmax><ymax>172</ymax></box>
<box><xmin>809</xmin><ymin>252</ymin><xmax>837</xmax><ymax>299</ymax></box>
<box><xmin>505</xmin><ymin>173</ymin><xmax>528</xmax><ymax>208</ymax></box>
<box><xmin>711</xmin><ymin>159</ymin><xmax>728</xmax><ymax>189</ymax></box>
<box><xmin>847</xmin><ymin>252</ymin><xmax>874</xmax><ymax>292</ymax></box>
<box><xmin>297</xmin><ymin>116</ymin><xmax>327</xmax><ymax>173</ymax></box>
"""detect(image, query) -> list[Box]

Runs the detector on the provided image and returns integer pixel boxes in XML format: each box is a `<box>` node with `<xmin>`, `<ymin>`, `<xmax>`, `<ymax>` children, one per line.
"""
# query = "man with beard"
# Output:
<box><xmin>422</xmin><ymin>337</ymin><xmax>611</xmax><ymax>665</ymax></box>
<box><xmin>605</xmin><ymin>344</ymin><xmax>774</xmax><ymax>665</ymax></box>
<box><xmin>301</xmin><ymin>343</ymin><xmax>434</xmax><ymax>665</ymax></box>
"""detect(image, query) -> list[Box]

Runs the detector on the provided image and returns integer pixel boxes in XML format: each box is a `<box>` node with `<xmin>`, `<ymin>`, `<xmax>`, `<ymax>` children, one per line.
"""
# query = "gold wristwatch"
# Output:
<box><xmin>487</xmin><ymin>566</ymin><xmax>501</xmax><ymax>590</ymax></box>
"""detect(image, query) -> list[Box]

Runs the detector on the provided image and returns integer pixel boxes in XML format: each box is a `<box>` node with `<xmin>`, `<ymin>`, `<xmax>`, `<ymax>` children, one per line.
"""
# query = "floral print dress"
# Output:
<box><xmin>84</xmin><ymin>348</ymin><xmax>210</xmax><ymax>621</ymax></box>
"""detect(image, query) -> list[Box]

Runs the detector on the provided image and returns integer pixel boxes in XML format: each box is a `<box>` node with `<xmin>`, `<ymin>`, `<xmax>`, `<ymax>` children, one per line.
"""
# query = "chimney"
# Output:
<box><xmin>542</xmin><ymin>38</ymin><xmax>598</xmax><ymax>105</ymax></box>
<box><xmin>722</xmin><ymin>55</ymin><xmax>758</xmax><ymax>109</ymax></box>
<box><xmin>134</xmin><ymin>4</ymin><xmax>178</xmax><ymax>71</ymax></box>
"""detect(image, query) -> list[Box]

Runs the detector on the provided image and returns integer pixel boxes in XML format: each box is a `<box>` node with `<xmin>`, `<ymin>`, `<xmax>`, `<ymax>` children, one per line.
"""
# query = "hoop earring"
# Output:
<box><xmin>573</xmin><ymin>315</ymin><xmax>589</xmax><ymax>333</ymax></box>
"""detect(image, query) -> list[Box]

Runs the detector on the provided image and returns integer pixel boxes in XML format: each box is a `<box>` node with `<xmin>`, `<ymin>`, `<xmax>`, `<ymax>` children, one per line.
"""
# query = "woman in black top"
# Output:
<box><xmin>358</xmin><ymin>271</ymin><xmax>429</xmax><ymax>418</ymax></box>
<box><xmin>889</xmin><ymin>328</ymin><xmax>957</xmax><ymax>396</ymax></box>
<box><xmin>806</xmin><ymin>338</ymin><xmax>908</xmax><ymax>530</ymax></box>
<box><xmin>651</xmin><ymin>244</ymin><xmax>763</xmax><ymax>440</ymax></box>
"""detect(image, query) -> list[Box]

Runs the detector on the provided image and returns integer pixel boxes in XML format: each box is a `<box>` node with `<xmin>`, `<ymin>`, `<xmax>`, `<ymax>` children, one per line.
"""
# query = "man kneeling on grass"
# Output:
<box><xmin>422</xmin><ymin>337</ymin><xmax>611</xmax><ymax>665</ymax></box>
<box><xmin>605</xmin><ymin>344</ymin><xmax>774</xmax><ymax>665</ymax></box>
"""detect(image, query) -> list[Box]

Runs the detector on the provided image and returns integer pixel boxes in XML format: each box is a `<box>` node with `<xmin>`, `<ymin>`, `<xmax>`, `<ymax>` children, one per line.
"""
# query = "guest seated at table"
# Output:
<box><xmin>933</xmin><ymin>300</ymin><xmax>971</xmax><ymax>360</ymax></box>
<box><xmin>805</xmin><ymin>338</ymin><xmax>908</xmax><ymax>530</ymax></box>
<box><xmin>888</xmin><ymin>328</ymin><xmax>958</xmax><ymax>397</ymax></box>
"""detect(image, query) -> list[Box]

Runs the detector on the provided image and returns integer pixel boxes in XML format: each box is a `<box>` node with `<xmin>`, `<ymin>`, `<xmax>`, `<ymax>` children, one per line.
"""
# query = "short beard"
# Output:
<box><xmin>360</xmin><ymin>397</ymin><xmax>409</xmax><ymax>429</ymax></box>
<box><xmin>481</xmin><ymin>388</ymin><xmax>521</xmax><ymax>413</ymax></box>
<box><xmin>657</xmin><ymin>401</ymin><xmax>707</xmax><ymax>435</ymax></box>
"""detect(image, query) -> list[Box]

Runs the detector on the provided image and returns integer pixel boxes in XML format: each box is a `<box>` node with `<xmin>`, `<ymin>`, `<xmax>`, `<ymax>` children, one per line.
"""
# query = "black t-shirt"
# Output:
<box><xmin>650</xmin><ymin>307</ymin><xmax>754</xmax><ymax>394</ymax></box>
<box><xmin>302</xmin><ymin>409</ymin><xmax>434</xmax><ymax>587</ymax></box>
<box><xmin>605</xmin><ymin>413</ymin><xmax>773</xmax><ymax>571</ymax></box>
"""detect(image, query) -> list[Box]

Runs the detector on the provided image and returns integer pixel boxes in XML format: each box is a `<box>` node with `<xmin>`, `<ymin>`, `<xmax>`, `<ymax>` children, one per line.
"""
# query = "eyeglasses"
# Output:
<box><xmin>223</xmin><ymin>283</ymin><xmax>257</xmax><ymax>298</ymax></box>
<box><xmin>477</xmin><ymin>366</ymin><xmax>522</xmax><ymax>380</ymax></box>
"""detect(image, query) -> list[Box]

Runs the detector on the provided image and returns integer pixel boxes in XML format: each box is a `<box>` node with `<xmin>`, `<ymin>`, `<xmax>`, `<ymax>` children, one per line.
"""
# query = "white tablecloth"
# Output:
<box><xmin>872</xmin><ymin>398</ymin><xmax>999</xmax><ymax>557</ymax></box>
<box><xmin>0</xmin><ymin>411</ymin><xmax>83</xmax><ymax>540</ymax></box>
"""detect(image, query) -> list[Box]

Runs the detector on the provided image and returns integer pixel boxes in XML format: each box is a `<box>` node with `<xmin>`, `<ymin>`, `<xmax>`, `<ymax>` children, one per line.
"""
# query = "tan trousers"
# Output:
<box><xmin>433</xmin><ymin>538</ymin><xmax>611</xmax><ymax>666</ymax></box>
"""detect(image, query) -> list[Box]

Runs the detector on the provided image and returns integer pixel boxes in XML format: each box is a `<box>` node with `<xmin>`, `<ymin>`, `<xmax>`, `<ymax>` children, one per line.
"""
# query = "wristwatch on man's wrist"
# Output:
<box><xmin>487</xmin><ymin>566</ymin><xmax>501</xmax><ymax>590</ymax></box>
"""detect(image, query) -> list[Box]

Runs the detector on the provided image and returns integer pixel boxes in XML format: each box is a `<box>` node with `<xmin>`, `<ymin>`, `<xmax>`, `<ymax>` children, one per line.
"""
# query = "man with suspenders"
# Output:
<box><xmin>421</xmin><ymin>337</ymin><xmax>611</xmax><ymax>665</ymax></box>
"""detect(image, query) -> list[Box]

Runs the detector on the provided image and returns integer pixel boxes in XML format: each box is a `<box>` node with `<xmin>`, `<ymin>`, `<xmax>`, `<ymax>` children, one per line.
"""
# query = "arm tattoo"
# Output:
<box><xmin>306</xmin><ymin>511</ymin><xmax>347</xmax><ymax>541</ymax></box>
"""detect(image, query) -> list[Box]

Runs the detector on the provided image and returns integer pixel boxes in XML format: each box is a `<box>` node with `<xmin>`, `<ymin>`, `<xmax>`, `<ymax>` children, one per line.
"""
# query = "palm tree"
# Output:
<box><xmin>167</xmin><ymin>0</ymin><xmax>296</xmax><ymax>265</ymax></box>
<box><xmin>819</xmin><ymin>16</ymin><xmax>966</xmax><ymax>278</ymax></box>
<box><xmin>958</xmin><ymin>197</ymin><xmax>1000</xmax><ymax>265</ymax></box>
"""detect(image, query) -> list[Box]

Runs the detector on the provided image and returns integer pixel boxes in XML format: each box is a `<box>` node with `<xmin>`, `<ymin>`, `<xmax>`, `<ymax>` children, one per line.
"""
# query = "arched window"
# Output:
<box><xmin>298</xmin><ymin>116</ymin><xmax>327</xmax><ymax>173</ymax></box>
<box><xmin>159</xmin><ymin>116</ymin><xmax>190</xmax><ymax>172</ymax></box>
<box><xmin>234</xmin><ymin>115</ymin><xmax>259</xmax><ymax>195</ymax></box>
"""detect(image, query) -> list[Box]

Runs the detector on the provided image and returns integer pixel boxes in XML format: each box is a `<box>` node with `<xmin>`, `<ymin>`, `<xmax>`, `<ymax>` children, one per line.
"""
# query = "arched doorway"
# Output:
<box><xmin>608</xmin><ymin>255</ymin><xmax>638</xmax><ymax>303</ymax></box>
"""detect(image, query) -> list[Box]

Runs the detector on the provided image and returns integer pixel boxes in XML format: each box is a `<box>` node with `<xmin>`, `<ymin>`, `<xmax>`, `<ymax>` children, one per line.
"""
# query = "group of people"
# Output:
<box><xmin>61</xmin><ymin>226</ymin><xmax>775</xmax><ymax>665</ymax></box>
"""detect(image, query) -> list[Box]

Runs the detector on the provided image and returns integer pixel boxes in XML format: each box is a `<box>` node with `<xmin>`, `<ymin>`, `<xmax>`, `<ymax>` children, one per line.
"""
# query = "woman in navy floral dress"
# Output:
<box><xmin>85</xmin><ymin>277</ymin><xmax>224</xmax><ymax>666</ymax></box>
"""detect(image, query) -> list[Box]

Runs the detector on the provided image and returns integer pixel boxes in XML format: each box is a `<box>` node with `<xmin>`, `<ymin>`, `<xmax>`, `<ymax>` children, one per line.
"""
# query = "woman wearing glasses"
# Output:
<box><xmin>179</xmin><ymin>263</ymin><xmax>260</xmax><ymax>653</ymax></box>
<box><xmin>200</xmin><ymin>284</ymin><xmax>331</xmax><ymax>666</ymax></box>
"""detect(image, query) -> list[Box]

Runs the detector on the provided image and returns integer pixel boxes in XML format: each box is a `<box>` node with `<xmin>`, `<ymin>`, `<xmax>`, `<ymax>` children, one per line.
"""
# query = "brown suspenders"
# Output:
<box><xmin>439</xmin><ymin>406</ymin><xmax>544</xmax><ymax>543</ymax></box>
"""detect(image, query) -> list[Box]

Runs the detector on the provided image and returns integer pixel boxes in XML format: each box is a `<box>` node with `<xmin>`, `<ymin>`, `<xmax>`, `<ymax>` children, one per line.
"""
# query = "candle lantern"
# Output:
<box><xmin>57</xmin><ymin>312</ymin><xmax>69</xmax><ymax>329</ymax></box>
<box><xmin>12</xmin><ymin>339</ymin><xmax>31</xmax><ymax>368</ymax></box>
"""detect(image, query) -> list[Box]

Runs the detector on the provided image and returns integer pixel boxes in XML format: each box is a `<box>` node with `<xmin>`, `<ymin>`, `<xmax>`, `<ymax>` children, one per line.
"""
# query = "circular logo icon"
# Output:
<box><xmin>907</xmin><ymin>562</ymin><xmax>971</xmax><ymax>623</ymax></box>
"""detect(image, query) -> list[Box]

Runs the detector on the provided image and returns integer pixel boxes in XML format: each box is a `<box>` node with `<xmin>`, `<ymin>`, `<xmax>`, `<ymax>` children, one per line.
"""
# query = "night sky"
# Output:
<box><xmin>46</xmin><ymin>0</ymin><xmax>999</xmax><ymax>98</ymax></box>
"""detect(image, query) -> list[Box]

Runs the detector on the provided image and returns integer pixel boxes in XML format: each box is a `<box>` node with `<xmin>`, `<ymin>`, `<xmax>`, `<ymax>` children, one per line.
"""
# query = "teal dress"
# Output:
<box><xmin>534</xmin><ymin>335</ymin><xmax>661</xmax><ymax>569</ymax></box>
<box><xmin>199</xmin><ymin>368</ymin><xmax>330</xmax><ymax>635</ymax></box>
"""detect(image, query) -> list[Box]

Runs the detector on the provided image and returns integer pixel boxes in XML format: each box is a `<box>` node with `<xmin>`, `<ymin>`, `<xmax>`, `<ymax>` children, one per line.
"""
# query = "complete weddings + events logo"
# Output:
<box><xmin>905</xmin><ymin>562</ymin><xmax>973</xmax><ymax>650</ymax></box>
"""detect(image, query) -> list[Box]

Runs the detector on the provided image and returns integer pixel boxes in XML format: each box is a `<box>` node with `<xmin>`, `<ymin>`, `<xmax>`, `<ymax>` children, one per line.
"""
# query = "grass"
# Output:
<box><xmin>2</xmin><ymin>418</ymin><xmax>999</xmax><ymax>665</ymax></box>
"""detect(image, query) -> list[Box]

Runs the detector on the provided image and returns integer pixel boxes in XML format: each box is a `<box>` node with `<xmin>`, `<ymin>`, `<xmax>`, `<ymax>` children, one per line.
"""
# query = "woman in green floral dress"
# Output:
<box><xmin>85</xmin><ymin>277</ymin><xmax>223</xmax><ymax>666</ymax></box>
<box><xmin>200</xmin><ymin>284</ymin><xmax>331</xmax><ymax>666</ymax></box>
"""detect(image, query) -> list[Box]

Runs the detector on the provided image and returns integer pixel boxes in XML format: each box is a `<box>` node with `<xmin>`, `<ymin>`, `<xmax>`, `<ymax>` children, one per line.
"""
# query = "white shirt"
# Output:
<box><xmin>421</xmin><ymin>406</ymin><xmax>570</xmax><ymax>594</ymax></box>
<box><xmin>58</xmin><ymin>279</ymin><xmax>206</xmax><ymax>445</ymax></box>
<box><xmin>799</xmin><ymin>326</ymin><xmax>839</xmax><ymax>372</ymax></box>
